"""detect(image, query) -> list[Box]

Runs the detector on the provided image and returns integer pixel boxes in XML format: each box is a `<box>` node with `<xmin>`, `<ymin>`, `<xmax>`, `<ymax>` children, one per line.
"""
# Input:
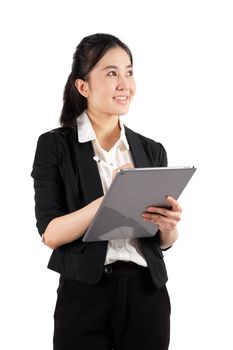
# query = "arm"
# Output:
<box><xmin>45</xmin><ymin>160</ymin><xmax>135</xmax><ymax>249</ymax></box>
<box><xmin>31</xmin><ymin>132</ymin><xmax>103</xmax><ymax>249</ymax></box>
<box><xmin>43</xmin><ymin>196</ymin><xmax>103</xmax><ymax>249</ymax></box>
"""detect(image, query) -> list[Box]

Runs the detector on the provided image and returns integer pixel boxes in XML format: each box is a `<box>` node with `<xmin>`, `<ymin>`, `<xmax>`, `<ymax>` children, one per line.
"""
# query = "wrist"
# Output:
<box><xmin>159</xmin><ymin>227</ymin><xmax>179</xmax><ymax>249</ymax></box>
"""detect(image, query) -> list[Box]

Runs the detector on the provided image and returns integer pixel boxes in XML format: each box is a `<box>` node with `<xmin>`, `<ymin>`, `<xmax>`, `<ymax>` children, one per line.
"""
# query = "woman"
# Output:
<box><xmin>31</xmin><ymin>33</ymin><xmax>182</xmax><ymax>350</ymax></box>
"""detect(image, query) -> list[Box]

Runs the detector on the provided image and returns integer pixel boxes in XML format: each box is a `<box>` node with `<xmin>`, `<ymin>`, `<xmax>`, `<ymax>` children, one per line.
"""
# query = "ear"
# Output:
<box><xmin>75</xmin><ymin>79</ymin><xmax>89</xmax><ymax>98</ymax></box>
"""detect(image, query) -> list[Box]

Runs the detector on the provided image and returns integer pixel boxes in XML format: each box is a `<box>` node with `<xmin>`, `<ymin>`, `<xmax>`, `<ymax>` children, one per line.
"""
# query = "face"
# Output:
<box><xmin>76</xmin><ymin>46</ymin><xmax>136</xmax><ymax>118</ymax></box>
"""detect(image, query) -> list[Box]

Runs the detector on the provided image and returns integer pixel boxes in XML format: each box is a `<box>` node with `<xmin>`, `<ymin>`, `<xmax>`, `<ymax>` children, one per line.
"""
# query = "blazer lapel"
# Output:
<box><xmin>74</xmin><ymin>139</ymin><xmax>104</xmax><ymax>205</ymax></box>
<box><xmin>125</xmin><ymin>127</ymin><xmax>151</xmax><ymax>168</ymax></box>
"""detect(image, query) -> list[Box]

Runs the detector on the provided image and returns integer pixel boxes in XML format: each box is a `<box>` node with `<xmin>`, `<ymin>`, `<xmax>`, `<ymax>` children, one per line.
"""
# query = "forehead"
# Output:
<box><xmin>96</xmin><ymin>47</ymin><xmax>132</xmax><ymax>68</ymax></box>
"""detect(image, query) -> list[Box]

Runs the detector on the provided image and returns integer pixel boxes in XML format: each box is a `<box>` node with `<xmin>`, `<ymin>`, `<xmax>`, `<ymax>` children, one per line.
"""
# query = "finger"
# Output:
<box><xmin>142</xmin><ymin>212</ymin><xmax>164</xmax><ymax>222</ymax></box>
<box><xmin>145</xmin><ymin>206</ymin><xmax>181</xmax><ymax>220</ymax></box>
<box><xmin>118</xmin><ymin>162</ymin><xmax>133</xmax><ymax>169</ymax></box>
<box><xmin>112</xmin><ymin>169</ymin><xmax>118</xmax><ymax>179</ymax></box>
<box><xmin>143</xmin><ymin>207</ymin><xmax>181</xmax><ymax>223</ymax></box>
<box><xmin>146</xmin><ymin>206</ymin><xmax>168</xmax><ymax>215</ymax></box>
<box><xmin>142</xmin><ymin>212</ymin><xmax>178</xmax><ymax>231</ymax></box>
<box><xmin>165</xmin><ymin>196</ymin><xmax>182</xmax><ymax>212</ymax></box>
<box><xmin>112</xmin><ymin>163</ymin><xmax>133</xmax><ymax>180</ymax></box>
<box><xmin>142</xmin><ymin>212</ymin><xmax>177</xmax><ymax>227</ymax></box>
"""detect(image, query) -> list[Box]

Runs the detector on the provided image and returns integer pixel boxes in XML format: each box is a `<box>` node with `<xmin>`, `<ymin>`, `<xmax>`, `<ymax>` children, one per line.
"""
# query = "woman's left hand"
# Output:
<box><xmin>142</xmin><ymin>196</ymin><xmax>182</xmax><ymax>248</ymax></box>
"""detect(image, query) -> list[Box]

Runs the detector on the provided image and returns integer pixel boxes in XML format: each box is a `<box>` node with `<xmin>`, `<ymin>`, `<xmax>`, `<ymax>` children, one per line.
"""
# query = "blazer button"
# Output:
<box><xmin>104</xmin><ymin>265</ymin><xmax>112</xmax><ymax>275</ymax></box>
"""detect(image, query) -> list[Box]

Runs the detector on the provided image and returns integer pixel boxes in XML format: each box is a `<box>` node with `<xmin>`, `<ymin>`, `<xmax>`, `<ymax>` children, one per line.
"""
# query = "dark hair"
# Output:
<box><xmin>59</xmin><ymin>33</ymin><xmax>133</xmax><ymax>129</ymax></box>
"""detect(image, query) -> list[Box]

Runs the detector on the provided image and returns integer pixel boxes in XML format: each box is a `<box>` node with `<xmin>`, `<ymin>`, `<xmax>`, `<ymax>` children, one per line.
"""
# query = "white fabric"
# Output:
<box><xmin>77</xmin><ymin>111</ymin><xmax>147</xmax><ymax>267</ymax></box>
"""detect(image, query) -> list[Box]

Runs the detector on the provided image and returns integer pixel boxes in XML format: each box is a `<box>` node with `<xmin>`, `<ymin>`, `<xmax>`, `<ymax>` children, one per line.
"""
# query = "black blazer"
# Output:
<box><xmin>31</xmin><ymin>125</ymin><xmax>169</xmax><ymax>288</ymax></box>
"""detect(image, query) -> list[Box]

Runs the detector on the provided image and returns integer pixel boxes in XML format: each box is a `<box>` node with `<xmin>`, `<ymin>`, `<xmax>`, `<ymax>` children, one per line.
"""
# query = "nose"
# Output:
<box><xmin>116</xmin><ymin>75</ymin><xmax>129</xmax><ymax>91</ymax></box>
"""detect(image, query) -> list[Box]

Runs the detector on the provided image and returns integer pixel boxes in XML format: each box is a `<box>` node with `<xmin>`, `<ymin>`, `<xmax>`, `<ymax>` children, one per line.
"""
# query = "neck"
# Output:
<box><xmin>87</xmin><ymin>109</ymin><xmax>121</xmax><ymax>151</ymax></box>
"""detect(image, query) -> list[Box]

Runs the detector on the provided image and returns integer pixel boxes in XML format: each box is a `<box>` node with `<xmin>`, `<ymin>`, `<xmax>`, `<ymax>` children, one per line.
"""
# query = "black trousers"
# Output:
<box><xmin>53</xmin><ymin>262</ymin><xmax>171</xmax><ymax>350</ymax></box>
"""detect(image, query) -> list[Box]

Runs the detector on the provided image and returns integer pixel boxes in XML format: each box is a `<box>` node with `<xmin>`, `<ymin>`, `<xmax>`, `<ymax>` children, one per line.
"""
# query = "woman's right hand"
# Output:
<box><xmin>112</xmin><ymin>163</ymin><xmax>133</xmax><ymax>180</ymax></box>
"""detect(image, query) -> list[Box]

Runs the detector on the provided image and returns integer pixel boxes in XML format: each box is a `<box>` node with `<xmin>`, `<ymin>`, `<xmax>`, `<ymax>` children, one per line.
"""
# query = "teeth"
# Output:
<box><xmin>114</xmin><ymin>96</ymin><xmax>127</xmax><ymax>100</ymax></box>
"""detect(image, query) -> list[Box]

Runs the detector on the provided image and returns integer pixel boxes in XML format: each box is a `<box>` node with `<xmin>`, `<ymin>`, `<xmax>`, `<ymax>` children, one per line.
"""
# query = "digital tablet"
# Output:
<box><xmin>82</xmin><ymin>166</ymin><xmax>196</xmax><ymax>242</ymax></box>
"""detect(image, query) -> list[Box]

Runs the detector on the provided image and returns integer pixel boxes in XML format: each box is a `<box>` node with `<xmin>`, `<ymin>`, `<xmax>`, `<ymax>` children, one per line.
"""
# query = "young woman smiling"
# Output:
<box><xmin>31</xmin><ymin>33</ymin><xmax>181</xmax><ymax>350</ymax></box>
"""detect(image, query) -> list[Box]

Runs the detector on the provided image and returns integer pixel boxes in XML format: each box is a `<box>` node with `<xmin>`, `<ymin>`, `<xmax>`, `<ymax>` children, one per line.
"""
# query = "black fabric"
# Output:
<box><xmin>31</xmin><ymin>125</ymin><xmax>168</xmax><ymax>287</ymax></box>
<box><xmin>53</xmin><ymin>262</ymin><xmax>170</xmax><ymax>350</ymax></box>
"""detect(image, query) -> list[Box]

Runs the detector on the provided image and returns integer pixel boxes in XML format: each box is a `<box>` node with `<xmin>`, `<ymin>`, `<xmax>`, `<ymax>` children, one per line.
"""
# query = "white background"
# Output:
<box><xmin>0</xmin><ymin>0</ymin><xmax>232</xmax><ymax>349</ymax></box>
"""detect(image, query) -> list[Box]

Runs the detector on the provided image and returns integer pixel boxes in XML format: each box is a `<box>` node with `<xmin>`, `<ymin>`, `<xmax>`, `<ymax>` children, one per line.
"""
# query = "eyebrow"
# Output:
<box><xmin>101</xmin><ymin>64</ymin><xmax>133</xmax><ymax>71</ymax></box>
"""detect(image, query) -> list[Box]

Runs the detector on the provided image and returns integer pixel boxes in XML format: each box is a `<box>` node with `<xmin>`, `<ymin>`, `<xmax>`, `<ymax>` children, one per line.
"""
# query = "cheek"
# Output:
<box><xmin>131</xmin><ymin>80</ymin><xmax>136</xmax><ymax>95</ymax></box>
<box><xmin>92</xmin><ymin>81</ymin><xmax>115</xmax><ymax>97</ymax></box>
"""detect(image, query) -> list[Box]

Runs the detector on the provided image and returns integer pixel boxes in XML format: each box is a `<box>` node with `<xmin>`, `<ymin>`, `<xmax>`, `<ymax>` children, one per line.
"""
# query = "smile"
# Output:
<box><xmin>113</xmin><ymin>96</ymin><xmax>129</xmax><ymax>101</ymax></box>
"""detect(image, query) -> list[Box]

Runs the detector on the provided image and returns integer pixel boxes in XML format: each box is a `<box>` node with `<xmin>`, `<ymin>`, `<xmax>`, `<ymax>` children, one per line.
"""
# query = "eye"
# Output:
<box><xmin>127</xmin><ymin>70</ymin><xmax>133</xmax><ymax>76</ymax></box>
<box><xmin>107</xmin><ymin>71</ymin><xmax>117</xmax><ymax>76</ymax></box>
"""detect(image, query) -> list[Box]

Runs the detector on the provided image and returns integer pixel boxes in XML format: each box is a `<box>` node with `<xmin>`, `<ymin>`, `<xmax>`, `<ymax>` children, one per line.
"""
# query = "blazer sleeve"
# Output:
<box><xmin>31</xmin><ymin>132</ymin><xmax>67</xmax><ymax>236</ymax></box>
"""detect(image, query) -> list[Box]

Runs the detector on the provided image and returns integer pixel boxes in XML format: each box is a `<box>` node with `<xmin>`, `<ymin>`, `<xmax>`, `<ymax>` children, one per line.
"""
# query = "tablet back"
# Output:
<box><xmin>82</xmin><ymin>166</ymin><xmax>196</xmax><ymax>242</ymax></box>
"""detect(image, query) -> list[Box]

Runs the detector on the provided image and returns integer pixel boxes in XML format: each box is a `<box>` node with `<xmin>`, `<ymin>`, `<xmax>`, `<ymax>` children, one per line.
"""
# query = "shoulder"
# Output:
<box><xmin>125</xmin><ymin>126</ymin><xmax>168</xmax><ymax>167</ymax></box>
<box><xmin>136</xmin><ymin>131</ymin><xmax>163</xmax><ymax>148</ymax></box>
<box><xmin>32</xmin><ymin>127</ymin><xmax>76</xmax><ymax>166</ymax></box>
<box><xmin>125</xmin><ymin>126</ymin><xmax>166</xmax><ymax>155</ymax></box>
<box><xmin>39</xmin><ymin>126</ymin><xmax>76</xmax><ymax>138</ymax></box>
<box><xmin>36</xmin><ymin>127</ymin><xmax>77</xmax><ymax>147</ymax></box>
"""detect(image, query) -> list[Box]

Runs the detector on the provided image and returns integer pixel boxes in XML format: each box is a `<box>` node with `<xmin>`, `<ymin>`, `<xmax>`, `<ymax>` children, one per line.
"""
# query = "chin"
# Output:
<box><xmin>112</xmin><ymin>106</ymin><xmax>130</xmax><ymax>116</ymax></box>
